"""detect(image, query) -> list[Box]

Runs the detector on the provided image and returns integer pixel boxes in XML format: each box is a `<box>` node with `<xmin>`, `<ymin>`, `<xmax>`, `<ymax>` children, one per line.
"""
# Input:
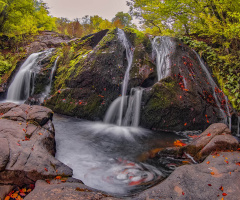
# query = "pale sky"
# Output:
<box><xmin>43</xmin><ymin>0</ymin><xmax>130</xmax><ymax>21</ymax></box>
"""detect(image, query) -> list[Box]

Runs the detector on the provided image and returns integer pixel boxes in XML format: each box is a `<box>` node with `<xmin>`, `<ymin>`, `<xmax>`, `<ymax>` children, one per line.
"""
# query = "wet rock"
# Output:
<box><xmin>24</xmin><ymin>180</ymin><xmax>118</xmax><ymax>200</ymax></box>
<box><xmin>200</xmin><ymin>134</ymin><xmax>238</xmax><ymax>156</ymax></box>
<box><xmin>191</xmin><ymin>123</ymin><xmax>231</xmax><ymax>148</ymax></box>
<box><xmin>0</xmin><ymin>103</ymin><xmax>72</xmax><ymax>186</ymax></box>
<box><xmin>183</xmin><ymin>123</ymin><xmax>238</xmax><ymax>160</ymax></box>
<box><xmin>0</xmin><ymin>138</ymin><xmax>9</xmax><ymax>171</ymax></box>
<box><xmin>26</xmin><ymin>31</ymin><xmax>71</xmax><ymax>55</ymax></box>
<box><xmin>0</xmin><ymin>102</ymin><xmax>17</xmax><ymax>114</ymax></box>
<box><xmin>133</xmin><ymin>152</ymin><xmax>240</xmax><ymax>200</ymax></box>
<box><xmin>0</xmin><ymin>185</ymin><xmax>14</xmax><ymax>199</ymax></box>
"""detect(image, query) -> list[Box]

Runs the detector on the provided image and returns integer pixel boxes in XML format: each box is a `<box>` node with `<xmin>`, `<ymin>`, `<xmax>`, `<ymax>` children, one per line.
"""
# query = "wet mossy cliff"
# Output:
<box><xmin>43</xmin><ymin>29</ymin><xmax>233</xmax><ymax>132</ymax></box>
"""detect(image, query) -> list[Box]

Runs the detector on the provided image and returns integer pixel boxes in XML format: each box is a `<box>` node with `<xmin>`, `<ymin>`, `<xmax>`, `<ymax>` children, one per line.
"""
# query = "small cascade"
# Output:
<box><xmin>152</xmin><ymin>36</ymin><xmax>173</xmax><ymax>81</ymax></box>
<box><xmin>123</xmin><ymin>87</ymin><xmax>143</xmax><ymax>127</ymax></box>
<box><xmin>40</xmin><ymin>57</ymin><xmax>59</xmax><ymax>103</ymax></box>
<box><xmin>194</xmin><ymin>51</ymin><xmax>231</xmax><ymax>127</ymax></box>
<box><xmin>6</xmin><ymin>49</ymin><xmax>53</xmax><ymax>102</ymax></box>
<box><xmin>117</xmin><ymin>29</ymin><xmax>135</xmax><ymax>126</ymax></box>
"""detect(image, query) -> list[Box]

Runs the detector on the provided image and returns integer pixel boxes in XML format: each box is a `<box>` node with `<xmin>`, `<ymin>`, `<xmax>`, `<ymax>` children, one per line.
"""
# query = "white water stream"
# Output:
<box><xmin>39</xmin><ymin>57</ymin><xmax>59</xmax><ymax>103</ymax></box>
<box><xmin>6</xmin><ymin>49</ymin><xmax>54</xmax><ymax>103</ymax></box>
<box><xmin>194</xmin><ymin>51</ymin><xmax>231</xmax><ymax>128</ymax></box>
<box><xmin>152</xmin><ymin>36</ymin><xmax>173</xmax><ymax>81</ymax></box>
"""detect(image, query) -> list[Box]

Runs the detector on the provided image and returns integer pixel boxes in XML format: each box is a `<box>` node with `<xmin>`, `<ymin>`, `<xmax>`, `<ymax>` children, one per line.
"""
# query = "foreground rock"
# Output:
<box><xmin>184</xmin><ymin>123</ymin><xmax>239</xmax><ymax>161</ymax></box>
<box><xmin>24</xmin><ymin>180</ymin><xmax>118</xmax><ymax>200</ymax></box>
<box><xmin>133</xmin><ymin>151</ymin><xmax>240</xmax><ymax>200</ymax></box>
<box><xmin>0</xmin><ymin>103</ymin><xmax>72</xmax><ymax>186</ymax></box>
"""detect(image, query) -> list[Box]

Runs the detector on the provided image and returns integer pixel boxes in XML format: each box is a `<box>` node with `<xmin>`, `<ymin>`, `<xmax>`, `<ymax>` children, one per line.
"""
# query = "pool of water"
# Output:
<box><xmin>53</xmin><ymin>114</ymin><xmax>186</xmax><ymax>196</ymax></box>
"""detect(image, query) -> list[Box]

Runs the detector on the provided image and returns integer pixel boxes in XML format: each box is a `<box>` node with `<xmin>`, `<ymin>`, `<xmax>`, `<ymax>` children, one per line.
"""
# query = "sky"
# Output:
<box><xmin>43</xmin><ymin>0</ymin><xmax>130</xmax><ymax>21</ymax></box>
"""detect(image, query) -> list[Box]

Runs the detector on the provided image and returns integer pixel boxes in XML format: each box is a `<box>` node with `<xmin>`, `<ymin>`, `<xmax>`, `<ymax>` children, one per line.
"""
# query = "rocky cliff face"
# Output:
<box><xmin>3</xmin><ymin>29</ymin><xmax>234</xmax><ymax>132</ymax></box>
<box><xmin>42</xmin><ymin>29</ymin><xmax>232</xmax><ymax>131</ymax></box>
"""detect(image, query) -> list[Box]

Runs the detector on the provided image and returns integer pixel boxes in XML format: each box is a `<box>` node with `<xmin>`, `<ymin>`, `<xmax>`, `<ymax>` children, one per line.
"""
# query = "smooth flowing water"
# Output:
<box><xmin>194</xmin><ymin>51</ymin><xmax>231</xmax><ymax>128</ymax></box>
<box><xmin>152</xmin><ymin>36</ymin><xmax>173</xmax><ymax>81</ymax></box>
<box><xmin>6</xmin><ymin>49</ymin><xmax>54</xmax><ymax>103</ymax></box>
<box><xmin>54</xmin><ymin>114</ymin><xmax>185</xmax><ymax>196</ymax></box>
<box><xmin>117</xmin><ymin>29</ymin><xmax>134</xmax><ymax>126</ymax></box>
<box><xmin>39</xmin><ymin>57</ymin><xmax>59</xmax><ymax>103</ymax></box>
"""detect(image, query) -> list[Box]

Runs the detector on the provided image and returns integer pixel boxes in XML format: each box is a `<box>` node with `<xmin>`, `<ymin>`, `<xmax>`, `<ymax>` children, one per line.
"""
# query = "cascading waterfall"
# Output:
<box><xmin>104</xmin><ymin>29</ymin><xmax>144</xmax><ymax>127</ymax></box>
<box><xmin>40</xmin><ymin>56</ymin><xmax>59</xmax><ymax>103</ymax></box>
<box><xmin>152</xmin><ymin>36</ymin><xmax>173</xmax><ymax>81</ymax></box>
<box><xmin>6</xmin><ymin>49</ymin><xmax>53</xmax><ymax>102</ymax></box>
<box><xmin>117</xmin><ymin>29</ymin><xmax>135</xmax><ymax>126</ymax></box>
<box><xmin>123</xmin><ymin>87</ymin><xmax>143</xmax><ymax>127</ymax></box>
<box><xmin>194</xmin><ymin>51</ymin><xmax>231</xmax><ymax>128</ymax></box>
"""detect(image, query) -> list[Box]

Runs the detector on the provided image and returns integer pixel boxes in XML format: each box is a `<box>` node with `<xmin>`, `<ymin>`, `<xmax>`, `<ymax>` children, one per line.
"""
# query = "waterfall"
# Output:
<box><xmin>194</xmin><ymin>51</ymin><xmax>231</xmax><ymax>128</ymax></box>
<box><xmin>123</xmin><ymin>88</ymin><xmax>143</xmax><ymax>127</ymax></box>
<box><xmin>6</xmin><ymin>49</ymin><xmax>53</xmax><ymax>102</ymax></box>
<box><xmin>117</xmin><ymin>29</ymin><xmax>134</xmax><ymax>126</ymax></box>
<box><xmin>152</xmin><ymin>36</ymin><xmax>173</xmax><ymax>81</ymax></box>
<box><xmin>39</xmin><ymin>56</ymin><xmax>59</xmax><ymax>103</ymax></box>
<box><xmin>104</xmin><ymin>29</ymin><xmax>140</xmax><ymax>127</ymax></box>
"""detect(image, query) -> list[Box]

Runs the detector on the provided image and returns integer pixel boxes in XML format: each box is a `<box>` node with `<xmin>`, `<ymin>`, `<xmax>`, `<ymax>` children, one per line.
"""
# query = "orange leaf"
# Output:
<box><xmin>210</xmin><ymin>172</ymin><xmax>215</xmax><ymax>175</ymax></box>
<box><xmin>5</xmin><ymin>196</ymin><xmax>10</xmax><ymax>200</ymax></box>
<box><xmin>11</xmin><ymin>193</ymin><xmax>18</xmax><ymax>198</ymax></box>
<box><xmin>207</xmin><ymin>133</ymin><xmax>211</xmax><ymax>136</ymax></box>
<box><xmin>219</xmin><ymin>186</ymin><xmax>223</xmax><ymax>191</ymax></box>
<box><xmin>222</xmin><ymin>193</ymin><xmax>227</xmax><ymax>196</ymax></box>
<box><xmin>184</xmin><ymin>123</ymin><xmax>187</xmax><ymax>126</ymax></box>
<box><xmin>39</xmin><ymin>133</ymin><xmax>43</xmax><ymax>135</ymax></box>
<box><xmin>174</xmin><ymin>140</ymin><xmax>186</xmax><ymax>147</ymax></box>
<box><xmin>61</xmin><ymin>180</ymin><xmax>66</xmax><ymax>182</ymax></box>
<box><xmin>206</xmin><ymin>161</ymin><xmax>210</xmax><ymax>164</ymax></box>
<box><xmin>44</xmin><ymin>168</ymin><xmax>48</xmax><ymax>172</ymax></box>
<box><xmin>55</xmin><ymin>176</ymin><xmax>61</xmax><ymax>180</ymax></box>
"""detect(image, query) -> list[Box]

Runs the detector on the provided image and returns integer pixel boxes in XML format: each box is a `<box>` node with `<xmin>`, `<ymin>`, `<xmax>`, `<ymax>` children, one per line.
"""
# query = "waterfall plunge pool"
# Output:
<box><xmin>53</xmin><ymin>114</ymin><xmax>188</xmax><ymax>196</ymax></box>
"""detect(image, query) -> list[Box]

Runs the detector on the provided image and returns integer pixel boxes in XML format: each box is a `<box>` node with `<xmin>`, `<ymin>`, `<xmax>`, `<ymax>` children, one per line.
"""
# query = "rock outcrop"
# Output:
<box><xmin>133</xmin><ymin>151</ymin><xmax>240</xmax><ymax>200</ymax></box>
<box><xmin>42</xmin><ymin>29</ymin><xmax>234</xmax><ymax>131</ymax></box>
<box><xmin>184</xmin><ymin>123</ymin><xmax>239</xmax><ymax>160</ymax></box>
<box><xmin>0</xmin><ymin>103</ymin><xmax>72</xmax><ymax>186</ymax></box>
<box><xmin>24</xmin><ymin>180</ymin><xmax>118</xmax><ymax>200</ymax></box>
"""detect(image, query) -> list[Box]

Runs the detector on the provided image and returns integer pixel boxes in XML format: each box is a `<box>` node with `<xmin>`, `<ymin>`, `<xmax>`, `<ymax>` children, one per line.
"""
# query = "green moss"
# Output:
<box><xmin>148</xmin><ymin>78</ymin><xmax>178</xmax><ymax>110</ymax></box>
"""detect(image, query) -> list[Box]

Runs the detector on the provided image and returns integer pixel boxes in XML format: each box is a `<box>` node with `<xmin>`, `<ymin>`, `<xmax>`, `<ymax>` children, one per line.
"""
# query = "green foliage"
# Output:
<box><xmin>0</xmin><ymin>0</ymin><xmax>56</xmax><ymax>37</ymax></box>
<box><xmin>0</xmin><ymin>51</ymin><xmax>25</xmax><ymax>84</ymax></box>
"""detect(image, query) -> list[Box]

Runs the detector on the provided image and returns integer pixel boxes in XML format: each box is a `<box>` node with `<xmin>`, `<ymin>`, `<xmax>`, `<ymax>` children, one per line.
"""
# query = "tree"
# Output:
<box><xmin>127</xmin><ymin>0</ymin><xmax>240</xmax><ymax>41</ymax></box>
<box><xmin>112</xmin><ymin>12</ymin><xmax>132</xmax><ymax>28</ymax></box>
<box><xmin>0</xmin><ymin>0</ymin><xmax>56</xmax><ymax>36</ymax></box>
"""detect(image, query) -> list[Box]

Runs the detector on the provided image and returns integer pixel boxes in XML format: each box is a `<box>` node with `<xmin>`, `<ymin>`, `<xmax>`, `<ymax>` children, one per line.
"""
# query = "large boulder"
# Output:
<box><xmin>0</xmin><ymin>103</ymin><xmax>72</xmax><ymax>186</ymax></box>
<box><xmin>24</xmin><ymin>180</ymin><xmax>118</xmax><ymax>200</ymax></box>
<box><xmin>133</xmin><ymin>151</ymin><xmax>240</xmax><ymax>200</ymax></box>
<box><xmin>184</xmin><ymin>123</ymin><xmax>239</xmax><ymax>160</ymax></box>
